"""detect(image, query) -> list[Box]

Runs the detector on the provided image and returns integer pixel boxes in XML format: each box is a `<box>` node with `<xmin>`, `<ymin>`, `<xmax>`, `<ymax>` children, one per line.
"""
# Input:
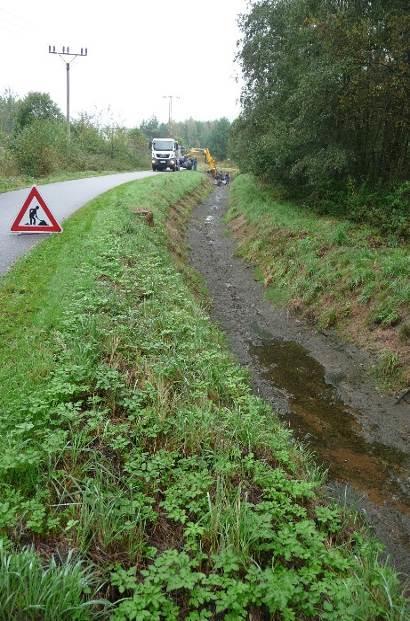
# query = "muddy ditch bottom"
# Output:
<box><xmin>188</xmin><ymin>186</ymin><xmax>410</xmax><ymax>579</ymax></box>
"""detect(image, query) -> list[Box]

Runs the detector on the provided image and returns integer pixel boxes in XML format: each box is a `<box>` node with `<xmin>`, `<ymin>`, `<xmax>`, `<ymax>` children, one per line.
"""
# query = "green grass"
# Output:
<box><xmin>0</xmin><ymin>542</ymin><xmax>105</xmax><ymax>620</ymax></box>
<box><xmin>227</xmin><ymin>174</ymin><xmax>410</xmax><ymax>389</ymax></box>
<box><xmin>0</xmin><ymin>169</ymin><xmax>147</xmax><ymax>194</ymax></box>
<box><xmin>0</xmin><ymin>171</ymin><xmax>407</xmax><ymax>618</ymax></box>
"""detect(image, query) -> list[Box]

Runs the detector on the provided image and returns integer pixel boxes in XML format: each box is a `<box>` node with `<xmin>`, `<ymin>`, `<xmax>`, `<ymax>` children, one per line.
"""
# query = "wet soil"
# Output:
<box><xmin>188</xmin><ymin>186</ymin><xmax>410</xmax><ymax>578</ymax></box>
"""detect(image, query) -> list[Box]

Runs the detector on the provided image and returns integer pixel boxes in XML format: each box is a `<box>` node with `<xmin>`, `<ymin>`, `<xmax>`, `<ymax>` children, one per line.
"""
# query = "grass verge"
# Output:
<box><xmin>0</xmin><ymin>171</ymin><xmax>408</xmax><ymax>619</ymax></box>
<box><xmin>227</xmin><ymin>174</ymin><xmax>410</xmax><ymax>391</ymax></box>
<box><xmin>0</xmin><ymin>169</ymin><xmax>146</xmax><ymax>194</ymax></box>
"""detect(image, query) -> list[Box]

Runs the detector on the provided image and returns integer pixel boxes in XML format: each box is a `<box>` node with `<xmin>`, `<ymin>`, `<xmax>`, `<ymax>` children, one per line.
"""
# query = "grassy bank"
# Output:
<box><xmin>0</xmin><ymin>172</ymin><xmax>407</xmax><ymax>619</ymax></box>
<box><xmin>227</xmin><ymin>174</ymin><xmax>410</xmax><ymax>391</ymax></box>
<box><xmin>0</xmin><ymin>169</ymin><xmax>148</xmax><ymax>194</ymax></box>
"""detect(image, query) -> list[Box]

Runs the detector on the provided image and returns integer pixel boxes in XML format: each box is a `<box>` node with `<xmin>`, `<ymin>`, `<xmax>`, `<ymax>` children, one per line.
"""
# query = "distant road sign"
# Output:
<box><xmin>11</xmin><ymin>186</ymin><xmax>63</xmax><ymax>233</ymax></box>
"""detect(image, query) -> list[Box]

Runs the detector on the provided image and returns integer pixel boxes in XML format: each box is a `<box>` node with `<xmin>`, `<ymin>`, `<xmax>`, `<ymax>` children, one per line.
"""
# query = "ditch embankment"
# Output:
<box><xmin>227</xmin><ymin>175</ymin><xmax>410</xmax><ymax>393</ymax></box>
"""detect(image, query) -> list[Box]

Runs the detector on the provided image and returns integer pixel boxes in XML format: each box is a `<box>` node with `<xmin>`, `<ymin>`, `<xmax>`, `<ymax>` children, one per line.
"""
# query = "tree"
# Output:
<box><xmin>15</xmin><ymin>92</ymin><xmax>63</xmax><ymax>132</ymax></box>
<box><xmin>140</xmin><ymin>117</ymin><xmax>161</xmax><ymax>144</ymax></box>
<box><xmin>0</xmin><ymin>89</ymin><xmax>19</xmax><ymax>136</ymax></box>
<box><xmin>207</xmin><ymin>118</ymin><xmax>231</xmax><ymax>160</ymax></box>
<box><xmin>128</xmin><ymin>127</ymin><xmax>149</xmax><ymax>162</ymax></box>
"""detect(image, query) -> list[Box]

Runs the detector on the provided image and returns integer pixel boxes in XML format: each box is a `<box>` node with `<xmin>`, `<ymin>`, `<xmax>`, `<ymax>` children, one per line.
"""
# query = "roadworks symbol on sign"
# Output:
<box><xmin>11</xmin><ymin>186</ymin><xmax>63</xmax><ymax>233</ymax></box>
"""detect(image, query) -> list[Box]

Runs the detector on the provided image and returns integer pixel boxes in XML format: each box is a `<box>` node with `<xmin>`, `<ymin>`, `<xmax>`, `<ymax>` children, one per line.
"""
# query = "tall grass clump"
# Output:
<box><xmin>0</xmin><ymin>542</ymin><xmax>106</xmax><ymax>620</ymax></box>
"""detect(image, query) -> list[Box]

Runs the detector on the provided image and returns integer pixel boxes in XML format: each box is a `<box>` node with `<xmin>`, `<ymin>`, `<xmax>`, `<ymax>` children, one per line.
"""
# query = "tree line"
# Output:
<box><xmin>140</xmin><ymin>116</ymin><xmax>231</xmax><ymax>160</ymax></box>
<box><xmin>230</xmin><ymin>0</ymin><xmax>409</xmax><ymax>236</ymax></box>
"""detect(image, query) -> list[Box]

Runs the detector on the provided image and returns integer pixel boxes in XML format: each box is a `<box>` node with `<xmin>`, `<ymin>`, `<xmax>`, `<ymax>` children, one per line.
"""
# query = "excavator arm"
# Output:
<box><xmin>185</xmin><ymin>147</ymin><xmax>217</xmax><ymax>176</ymax></box>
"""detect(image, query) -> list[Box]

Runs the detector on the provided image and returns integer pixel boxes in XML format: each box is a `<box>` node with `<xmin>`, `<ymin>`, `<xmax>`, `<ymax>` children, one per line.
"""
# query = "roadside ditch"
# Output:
<box><xmin>187</xmin><ymin>185</ymin><xmax>410</xmax><ymax>578</ymax></box>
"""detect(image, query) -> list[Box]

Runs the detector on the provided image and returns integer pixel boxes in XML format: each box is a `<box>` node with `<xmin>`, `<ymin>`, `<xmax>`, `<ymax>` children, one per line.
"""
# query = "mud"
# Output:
<box><xmin>188</xmin><ymin>186</ymin><xmax>410</xmax><ymax>578</ymax></box>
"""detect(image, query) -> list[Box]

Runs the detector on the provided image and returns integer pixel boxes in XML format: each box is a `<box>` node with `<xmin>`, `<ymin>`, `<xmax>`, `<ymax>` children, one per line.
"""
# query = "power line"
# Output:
<box><xmin>162</xmin><ymin>95</ymin><xmax>180</xmax><ymax>126</ymax></box>
<box><xmin>48</xmin><ymin>45</ymin><xmax>88</xmax><ymax>138</ymax></box>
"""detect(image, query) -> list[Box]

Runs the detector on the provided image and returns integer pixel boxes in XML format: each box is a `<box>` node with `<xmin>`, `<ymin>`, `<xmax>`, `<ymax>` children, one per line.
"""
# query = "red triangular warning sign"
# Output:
<box><xmin>11</xmin><ymin>186</ymin><xmax>63</xmax><ymax>233</ymax></box>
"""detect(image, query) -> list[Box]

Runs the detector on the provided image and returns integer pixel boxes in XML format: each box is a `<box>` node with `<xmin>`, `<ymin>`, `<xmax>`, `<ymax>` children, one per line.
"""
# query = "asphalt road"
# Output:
<box><xmin>0</xmin><ymin>171</ymin><xmax>156</xmax><ymax>276</ymax></box>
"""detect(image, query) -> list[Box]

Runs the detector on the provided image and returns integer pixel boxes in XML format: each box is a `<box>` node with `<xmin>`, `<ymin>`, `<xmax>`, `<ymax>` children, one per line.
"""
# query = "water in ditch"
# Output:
<box><xmin>249</xmin><ymin>337</ymin><xmax>410</xmax><ymax>514</ymax></box>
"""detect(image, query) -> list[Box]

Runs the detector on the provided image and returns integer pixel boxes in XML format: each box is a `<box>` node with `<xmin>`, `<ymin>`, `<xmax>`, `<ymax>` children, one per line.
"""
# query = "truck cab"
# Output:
<box><xmin>151</xmin><ymin>138</ymin><xmax>180</xmax><ymax>172</ymax></box>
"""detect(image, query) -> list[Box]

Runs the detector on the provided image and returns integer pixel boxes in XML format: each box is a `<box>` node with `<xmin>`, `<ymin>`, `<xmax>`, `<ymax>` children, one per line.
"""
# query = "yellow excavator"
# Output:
<box><xmin>185</xmin><ymin>147</ymin><xmax>217</xmax><ymax>176</ymax></box>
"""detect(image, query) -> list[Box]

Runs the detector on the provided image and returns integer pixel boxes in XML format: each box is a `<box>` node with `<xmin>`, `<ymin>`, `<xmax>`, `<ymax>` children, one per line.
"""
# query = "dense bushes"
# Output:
<box><xmin>0</xmin><ymin>91</ymin><xmax>149</xmax><ymax>179</ymax></box>
<box><xmin>231</xmin><ymin>0</ymin><xmax>410</xmax><ymax>237</ymax></box>
<box><xmin>13</xmin><ymin>120</ymin><xmax>66</xmax><ymax>176</ymax></box>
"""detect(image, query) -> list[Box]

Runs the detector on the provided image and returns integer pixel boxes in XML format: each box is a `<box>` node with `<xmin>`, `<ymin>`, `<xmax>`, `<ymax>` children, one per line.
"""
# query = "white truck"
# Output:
<box><xmin>151</xmin><ymin>137</ymin><xmax>181</xmax><ymax>172</ymax></box>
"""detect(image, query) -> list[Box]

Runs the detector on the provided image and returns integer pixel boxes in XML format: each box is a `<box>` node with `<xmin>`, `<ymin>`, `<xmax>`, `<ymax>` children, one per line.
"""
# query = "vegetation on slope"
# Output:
<box><xmin>0</xmin><ymin>173</ymin><xmax>407</xmax><ymax>619</ymax></box>
<box><xmin>227</xmin><ymin>174</ymin><xmax>410</xmax><ymax>390</ymax></box>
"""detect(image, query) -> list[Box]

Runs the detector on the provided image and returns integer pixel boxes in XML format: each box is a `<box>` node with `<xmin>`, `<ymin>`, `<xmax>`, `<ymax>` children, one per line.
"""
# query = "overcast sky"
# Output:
<box><xmin>0</xmin><ymin>0</ymin><xmax>248</xmax><ymax>127</ymax></box>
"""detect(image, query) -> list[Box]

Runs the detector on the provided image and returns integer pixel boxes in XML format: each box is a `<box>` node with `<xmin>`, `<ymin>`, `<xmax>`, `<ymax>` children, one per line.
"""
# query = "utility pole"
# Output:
<box><xmin>162</xmin><ymin>95</ymin><xmax>180</xmax><ymax>126</ymax></box>
<box><xmin>48</xmin><ymin>45</ymin><xmax>88</xmax><ymax>138</ymax></box>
